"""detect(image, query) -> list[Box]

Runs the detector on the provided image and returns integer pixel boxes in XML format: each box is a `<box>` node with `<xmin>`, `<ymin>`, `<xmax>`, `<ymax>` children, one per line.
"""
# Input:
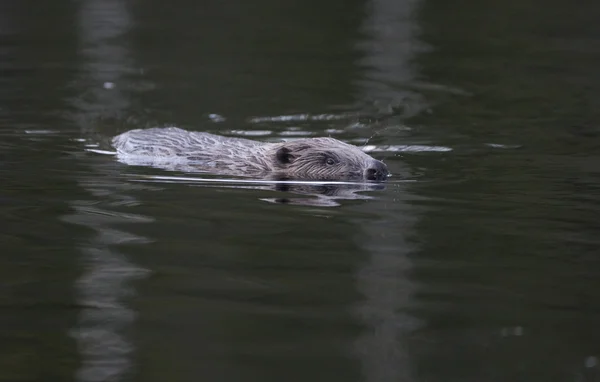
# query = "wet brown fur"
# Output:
<box><xmin>112</xmin><ymin>127</ymin><xmax>388</xmax><ymax>181</ymax></box>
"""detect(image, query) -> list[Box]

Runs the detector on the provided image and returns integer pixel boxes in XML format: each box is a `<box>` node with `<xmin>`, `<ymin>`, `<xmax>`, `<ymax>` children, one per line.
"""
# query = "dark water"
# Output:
<box><xmin>2</xmin><ymin>0</ymin><xmax>600</xmax><ymax>381</ymax></box>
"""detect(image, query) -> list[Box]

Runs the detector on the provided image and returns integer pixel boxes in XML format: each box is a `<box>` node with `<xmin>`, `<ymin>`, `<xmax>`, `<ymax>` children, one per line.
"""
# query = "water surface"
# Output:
<box><xmin>1</xmin><ymin>0</ymin><xmax>600</xmax><ymax>381</ymax></box>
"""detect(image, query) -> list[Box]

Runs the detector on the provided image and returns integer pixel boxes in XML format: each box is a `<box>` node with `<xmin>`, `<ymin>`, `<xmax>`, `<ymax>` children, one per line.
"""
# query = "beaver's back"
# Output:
<box><xmin>112</xmin><ymin>127</ymin><xmax>273</xmax><ymax>174</ymax></box>
<box><xmin>113</xmin><ymin>127</ymin><xmax>262</xmax><ymax>157</ymax></box>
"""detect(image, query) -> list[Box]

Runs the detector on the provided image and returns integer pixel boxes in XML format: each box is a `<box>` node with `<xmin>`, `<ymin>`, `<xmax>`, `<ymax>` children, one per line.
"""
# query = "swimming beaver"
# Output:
<box><xmin>112</xmin><ymin>127</ymin><xmax>389</xmax><ymax>181</ymax></box>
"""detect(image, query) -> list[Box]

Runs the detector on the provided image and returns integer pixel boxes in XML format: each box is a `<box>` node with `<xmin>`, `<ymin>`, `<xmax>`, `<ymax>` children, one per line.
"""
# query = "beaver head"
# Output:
<box><xmin>271</xmin><ymin>137</ymin><xmax>389</xmax><ymax>181</ymax></box>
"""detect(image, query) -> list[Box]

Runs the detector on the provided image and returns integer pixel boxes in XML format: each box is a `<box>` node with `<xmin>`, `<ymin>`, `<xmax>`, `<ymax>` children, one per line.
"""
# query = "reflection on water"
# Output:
<box><xmin>62</xmin><ymin>181</ymin><xmax>151</xmax><ymax>381</ymax></box>
<box><xmin>357</xmin><ymin>0</ymin><xmax>428</xmax><ymax>118</ymax></box>
<box><xmin>353</xmin><ymin>0</ymin><xmax>421</xmax><ymax>380</ymax></box>
<box><xmin>120</xmin><ymin>174</ymin><xmax>395</xmax><ymax>207</ymax></box>
<box><xmin>66</xmin><ymin>0</ymin><xmax>149</xmax><ymax>381</ymax></box>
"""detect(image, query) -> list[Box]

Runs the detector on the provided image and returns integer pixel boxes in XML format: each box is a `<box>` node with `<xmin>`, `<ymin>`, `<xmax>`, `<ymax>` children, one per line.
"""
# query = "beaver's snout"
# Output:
<box><xmin>365</xmin><ymin>160</ymin><xmax>389</xmax><ymax>181</ymax></box>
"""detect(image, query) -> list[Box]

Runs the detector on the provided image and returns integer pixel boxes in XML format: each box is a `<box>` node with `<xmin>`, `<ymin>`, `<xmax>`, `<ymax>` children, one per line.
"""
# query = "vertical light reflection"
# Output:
<box><xmin>0</xmin><ymin>2</ymin><xmax>17</xmax><ymax>96</ymax></box>
<box><xmin>354</xmin><ymin>202</ymin><xmax>418</xmax><ymax>382</ymax></box>
<box><xmin>63</xmin><ymin>1</ymin><xmax>150</xmax><ymax>381</ymax></box>
<box><xmin>356</xmin><ymin>0</ymin><xmax>427</xmax><ymax>117</ymax></box>
<box><xmin>354</xmin><ymin>0</ymin><xmax>422</xmax><ymax>380</ymax></box>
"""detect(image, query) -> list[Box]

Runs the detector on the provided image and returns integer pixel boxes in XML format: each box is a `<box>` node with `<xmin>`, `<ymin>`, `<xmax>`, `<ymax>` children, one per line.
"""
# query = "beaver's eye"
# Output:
<box><xmin>325</xmin><ymin>157</ymin><xmax>336</xmax><ymax>166</ymax></box>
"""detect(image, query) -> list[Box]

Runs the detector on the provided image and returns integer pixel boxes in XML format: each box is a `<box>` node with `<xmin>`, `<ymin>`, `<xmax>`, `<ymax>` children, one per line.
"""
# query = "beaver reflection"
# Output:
<box><xmin>263</xmin><ymin>177</ymin><xmax>387</xmax><ymax>207</ymax></box>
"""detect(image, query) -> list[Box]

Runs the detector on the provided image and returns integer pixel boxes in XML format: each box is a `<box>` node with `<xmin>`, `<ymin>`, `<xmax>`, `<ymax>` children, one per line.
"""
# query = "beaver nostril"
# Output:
<box><xmin>366</xmin><ymin>168</ymin><xmax>378</xmax><ymax>180</ymax></box>
<box><xmin>365</xmin><ymin>161</ymin><xmax>389</xmax><ymax>181</ymax></box>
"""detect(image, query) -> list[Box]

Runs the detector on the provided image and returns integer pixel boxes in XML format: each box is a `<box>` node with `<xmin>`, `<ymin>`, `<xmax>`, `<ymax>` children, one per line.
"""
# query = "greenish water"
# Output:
<box><xmin>1</xmin><ymin>0</ymin><xmax>600</xmax><ymax>381</ymax></box>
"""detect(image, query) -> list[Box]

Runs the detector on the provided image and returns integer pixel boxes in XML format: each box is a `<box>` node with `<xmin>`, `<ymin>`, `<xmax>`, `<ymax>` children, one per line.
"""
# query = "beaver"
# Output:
<box><xmin>112</xmin><ymin>127</ymin><xmax>389</xmax><ymax>181</ymax></box>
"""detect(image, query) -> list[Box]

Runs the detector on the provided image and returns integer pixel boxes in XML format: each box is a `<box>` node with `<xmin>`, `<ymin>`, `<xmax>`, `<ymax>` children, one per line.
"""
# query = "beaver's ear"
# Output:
<box><xmin>276</xmin><ymin>147</ymin><xmax>295</xmax><ymax>165</ymax></box>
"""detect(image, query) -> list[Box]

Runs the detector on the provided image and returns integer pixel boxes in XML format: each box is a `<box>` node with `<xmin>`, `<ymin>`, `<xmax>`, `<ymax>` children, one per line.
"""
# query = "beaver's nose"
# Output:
<box><xmin>365</xmin><ymin>160</ymin><xmax>389</xmax><ymax>181</ymax></box>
